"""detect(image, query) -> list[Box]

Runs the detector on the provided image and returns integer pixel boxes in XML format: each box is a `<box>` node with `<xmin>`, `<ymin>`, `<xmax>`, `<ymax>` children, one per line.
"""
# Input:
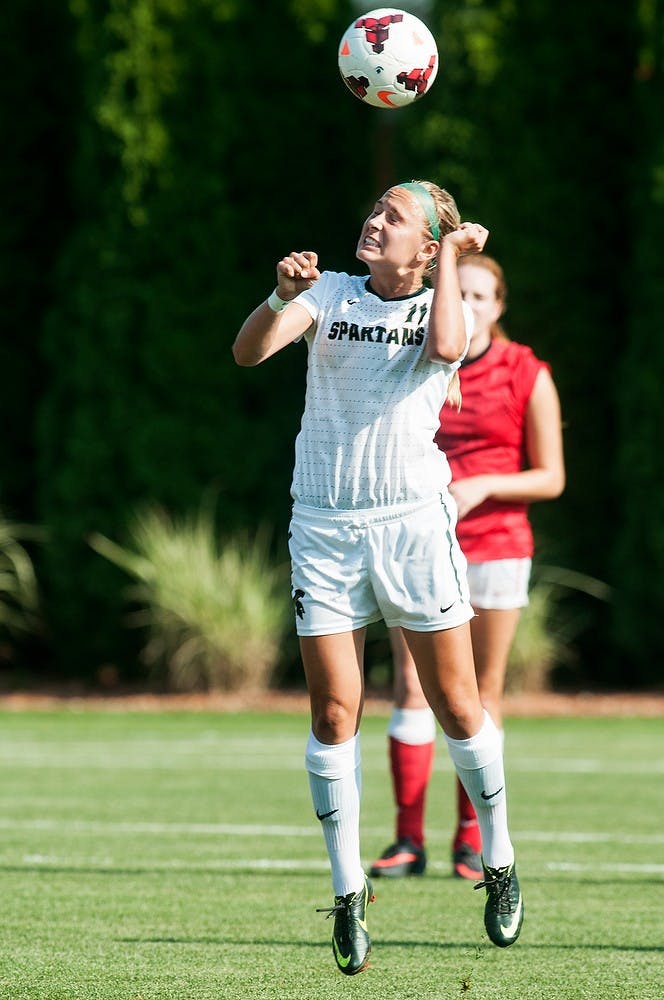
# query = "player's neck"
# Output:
<box><xmin>467</xmin><ymin>330</ymin><xmax>492</xmax><ymax>359</ymax></box>
<box><xmin>368</xmin><ymin>267</ymin><xmax>424</xmax><ymax>300</ymax></box>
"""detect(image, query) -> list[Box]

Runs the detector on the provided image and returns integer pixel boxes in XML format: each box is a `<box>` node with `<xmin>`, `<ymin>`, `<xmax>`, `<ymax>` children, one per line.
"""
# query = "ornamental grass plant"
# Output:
<box><xmin>90</xmin><ymin>505</ymin><xmax>291</xmax><ymax>692</ymax></box>
<box><xmin>507</xmin><ymin>565</ymin><xmax>611</xmax><ymax>692</ymax></box>
<box><xmin>0</xmin><ymin>509</ymin><xmax>41</xmax><ymax>642</ymax></box>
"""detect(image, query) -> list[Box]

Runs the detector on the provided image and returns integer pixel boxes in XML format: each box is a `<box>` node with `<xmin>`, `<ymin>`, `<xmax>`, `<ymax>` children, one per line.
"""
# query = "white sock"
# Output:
<box><xmin>444</xmin><ymin>710</ymin><xmax>514</xmax><ymax>870</ymax></box>
<box><xmin>305</xmin><ymin>730</ymin><xmax>365</xmax><ymax>897</ymax></box>
<box><xmin>387</xmin><ymin>706</ymin><xmax>436</xmax><ymax>744</ymax></box>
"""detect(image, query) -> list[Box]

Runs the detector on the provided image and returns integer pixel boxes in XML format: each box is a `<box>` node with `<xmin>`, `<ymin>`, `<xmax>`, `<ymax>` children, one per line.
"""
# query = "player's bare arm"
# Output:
<box><xmin>232</xmin><ymin>251</ymin><xmax>320</xmax><ymax>366</ymax></box>
<box><xmin>427</xmin><ymin>223</ymin><xmax>489</xmax><ymax>364</ymax></box>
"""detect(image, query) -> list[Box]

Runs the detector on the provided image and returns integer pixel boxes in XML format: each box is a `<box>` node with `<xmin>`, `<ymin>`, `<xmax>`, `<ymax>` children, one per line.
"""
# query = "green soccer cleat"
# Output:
<box><xmin>317</xmin><ymin>876</ymin><xmax>375</xmax><ymax>975</ymax></box>
<box><xmin>474</xmin><ymin>860</ymin><xmax>524</xmax><ymax>947</ymax></box>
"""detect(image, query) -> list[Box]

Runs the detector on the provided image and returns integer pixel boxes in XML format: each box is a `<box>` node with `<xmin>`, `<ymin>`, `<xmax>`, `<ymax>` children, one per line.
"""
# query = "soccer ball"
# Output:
<box><xmin>337</xmin><ymin>7</ymin><xmax>438</xmax><ymax>109</ymax></box>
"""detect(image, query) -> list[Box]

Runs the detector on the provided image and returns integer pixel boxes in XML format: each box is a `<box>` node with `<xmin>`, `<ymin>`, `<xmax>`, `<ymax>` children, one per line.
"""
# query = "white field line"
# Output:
<box><xmin>18</xmin><ymin>854</ymin><xmax>331</xmax><ymax>871</ymax></box>
<box><xmin>545</xmin><ymin>861</ymin><xmax>664</xmax><ymax>875</ymax></box>
<box><xmin>0</xmin><ymin>818</ymin><xmax>320</xmax><ymax>837</ymax></box>
<box><xmin>0</xmin><ymin>817</ymin><xmax>663</xmax><ymax>845</ymax></box>
<box><xmin>8</xmin><ymin>855</ymin><xmax>664</xmax><ymax>876</ymax></box>
<box><xmin>0</xmin><ymin>745</ymin><xmax>662</xmax><ymax>775</ymax></box>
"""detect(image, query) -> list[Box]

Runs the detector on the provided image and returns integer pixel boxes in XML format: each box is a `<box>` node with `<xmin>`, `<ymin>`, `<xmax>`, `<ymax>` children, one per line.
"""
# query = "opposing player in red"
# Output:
<box><xmin>370</xmin><ymin>254</ymin><xmax>565</xmax><ymax>882</ymax></box>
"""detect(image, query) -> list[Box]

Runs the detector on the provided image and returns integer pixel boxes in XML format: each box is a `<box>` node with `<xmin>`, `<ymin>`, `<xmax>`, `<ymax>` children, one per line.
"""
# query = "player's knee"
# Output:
<box><xmin>433</xmin><ymin>692</ymin><xmax>483</xmax><ymax>740</ymax></box>
<box><xmin>310</xmin><ymin>698</ymin><xmax>360</xmax><ymax>744</ymax></box>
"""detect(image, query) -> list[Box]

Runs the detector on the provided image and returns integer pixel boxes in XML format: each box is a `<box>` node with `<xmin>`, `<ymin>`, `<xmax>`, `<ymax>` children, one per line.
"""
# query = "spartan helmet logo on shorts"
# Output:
<box><xmin>292</xmin><ymin>588</ymin><xmax>306</xmax><ymax>619</ymax></box>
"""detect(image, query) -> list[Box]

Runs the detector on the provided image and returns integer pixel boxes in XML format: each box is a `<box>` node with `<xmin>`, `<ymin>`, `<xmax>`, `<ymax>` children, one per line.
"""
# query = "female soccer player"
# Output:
<box><xmin>369</xmin><ymin>254</ymin><xmax>565</xmax><ymax>883</ymax></box>
<box><xmin>233</xmin><ymin>184</ymin><xmax>524</xmax><ymax>975</ymax></box>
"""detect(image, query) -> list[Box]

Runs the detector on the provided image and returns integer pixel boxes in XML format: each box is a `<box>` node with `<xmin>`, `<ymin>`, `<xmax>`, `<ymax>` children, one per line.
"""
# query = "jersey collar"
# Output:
<box><xmin>461</xmin><ymin>340</ymin><xmax>493</xmax><ymax>368</ymax></box>
<box><xmin>365</xmin><ymin>278</ymin><xmax>429</xmax><ymax>302</ymax></box>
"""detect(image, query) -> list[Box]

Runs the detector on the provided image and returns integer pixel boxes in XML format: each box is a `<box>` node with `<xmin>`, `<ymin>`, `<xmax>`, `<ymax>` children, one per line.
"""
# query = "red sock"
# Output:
<box><xmin>453</xmin><ymin>776</ymin><xmax>482</xmax><ymax>853</ymax></box>
<box><xmin>389</xmin><ymin>736</ymin><xmax>434</xmax><ymax>849</ymax></box>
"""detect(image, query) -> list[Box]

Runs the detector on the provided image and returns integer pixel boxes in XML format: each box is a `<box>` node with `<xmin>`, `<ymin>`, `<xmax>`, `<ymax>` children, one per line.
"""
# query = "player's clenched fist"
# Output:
<box><xmin>443</xmin><ymin>223</ymin><xmax>489</xmax><ymax>257</ymax></box>
<box><xmin>276</xmin><ymin>251</ymin><xmax>321</xmax><ymax>300</ymax></box>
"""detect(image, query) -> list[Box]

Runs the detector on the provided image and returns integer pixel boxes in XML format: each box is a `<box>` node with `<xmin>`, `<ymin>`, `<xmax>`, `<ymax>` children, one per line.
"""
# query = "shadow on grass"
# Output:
<box><xmin>112</xmin><ymin>936</ymin><xmax>664</xmax><ymax>954</ymax></box>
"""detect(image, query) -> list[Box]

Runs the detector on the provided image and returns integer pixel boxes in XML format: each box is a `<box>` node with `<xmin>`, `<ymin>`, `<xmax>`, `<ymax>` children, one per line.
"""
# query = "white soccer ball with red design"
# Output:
<box><xmin>338</xmin><ymin>7</ymin><xmax>438</xmax><ymax>109</ymax></box>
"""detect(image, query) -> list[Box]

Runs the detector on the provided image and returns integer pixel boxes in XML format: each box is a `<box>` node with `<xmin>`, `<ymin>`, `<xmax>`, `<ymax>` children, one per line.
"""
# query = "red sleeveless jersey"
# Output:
<box><xmin>435</xmin><ymin>339</ymin><xmax>549</xmax><ymax>562</ymax></box>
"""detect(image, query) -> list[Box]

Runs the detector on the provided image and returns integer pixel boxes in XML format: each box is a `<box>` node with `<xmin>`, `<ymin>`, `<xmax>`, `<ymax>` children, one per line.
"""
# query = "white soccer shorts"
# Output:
<box><xmin>466</xmin><ymin>558</ymin><xmax>532</xmax><ymax>610</ymax></box>
<box><xmin>288</xmin><ymin>495</ymin><xmax>473</xmax><ymax>636</ymax></box>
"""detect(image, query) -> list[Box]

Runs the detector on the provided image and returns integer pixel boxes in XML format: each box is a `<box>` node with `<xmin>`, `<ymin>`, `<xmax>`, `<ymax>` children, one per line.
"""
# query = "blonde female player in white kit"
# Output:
<box><xmin>232</xmin><ymin>180</ymin><xmax>524</xmax><ymax>976</ymax></box>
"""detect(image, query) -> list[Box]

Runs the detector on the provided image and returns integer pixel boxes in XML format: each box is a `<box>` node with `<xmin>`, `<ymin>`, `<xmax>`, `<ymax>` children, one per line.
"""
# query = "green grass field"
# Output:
<box><xmin>0</xmin><ymin>707</ymin><xmax>662</xmax><ymax>999</ymax></box>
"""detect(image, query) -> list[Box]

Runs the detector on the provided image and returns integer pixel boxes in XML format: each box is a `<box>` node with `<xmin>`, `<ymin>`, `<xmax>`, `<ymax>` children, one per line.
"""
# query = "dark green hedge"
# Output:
<box><xmin>2</xmin><ymin>0</ymin><xmax>661</xmax><ymax>685</ymax></box>
<box><xmin>0</xmin><ymin>4</ymin><xmax>77</xmax><ymax>520</ymax></box>
<box><xmin>36</xmin><ymin>1</ymin><xmax>373</xmax><ymax>676</ymax></box>
<box><xmin>612</xmin><ymin>31</ymin><xmax>664</xmax><ymax>683</ymax></box>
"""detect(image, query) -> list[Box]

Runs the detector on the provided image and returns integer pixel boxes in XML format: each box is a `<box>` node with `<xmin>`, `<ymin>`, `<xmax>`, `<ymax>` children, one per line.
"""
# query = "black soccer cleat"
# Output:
<box><xmin>474</xmin><ymin>860</ymin><xmax>524</xmax><ymax>947</ymax></box>
<box><xmin>369</xmin><ymin>838</ymin><xmax>426</xmax><ymax>878</ymax></box>
<box><xmin>452</xmin><ymin>842</ymin><xmax>483</xmax><ymax>881</ymax></box>
<box><xmin>317</xmin><ymin>876</ymin><xmax>375</xmax><ymax>975</ymax></box>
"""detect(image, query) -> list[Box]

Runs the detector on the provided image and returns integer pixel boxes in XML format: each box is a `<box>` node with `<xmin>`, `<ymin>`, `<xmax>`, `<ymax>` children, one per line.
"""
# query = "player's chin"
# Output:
<box><xmin>356</xmin><ymin>244</ymin><xmax>376</xmax><ymax>263</ymax></box>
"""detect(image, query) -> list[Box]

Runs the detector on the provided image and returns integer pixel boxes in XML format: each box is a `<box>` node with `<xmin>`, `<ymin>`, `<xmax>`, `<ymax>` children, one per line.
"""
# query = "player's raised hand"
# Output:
<box><xmin>276</xmin><ymin>251</ymin><xmax>321</xmax><ymax>300</ymax></box>
<box><xmin>444</xmin><ymin>223</ymin><xmax>489</xmax><ymax>256</ymax></box>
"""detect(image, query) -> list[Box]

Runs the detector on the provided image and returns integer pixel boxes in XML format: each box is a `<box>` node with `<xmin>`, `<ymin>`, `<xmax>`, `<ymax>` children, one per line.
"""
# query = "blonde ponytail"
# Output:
<box><xmin>446</xmin><ymin>370</ymin><xmax>462</xmax><ymax>411</ymax></box>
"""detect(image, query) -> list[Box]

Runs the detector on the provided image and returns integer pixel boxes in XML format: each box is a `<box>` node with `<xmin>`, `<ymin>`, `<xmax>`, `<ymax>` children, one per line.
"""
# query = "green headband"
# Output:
<box><xmin>398</xmin><ymin>181</ymin><xmax>440</xmax><ymax>241</ymax></box>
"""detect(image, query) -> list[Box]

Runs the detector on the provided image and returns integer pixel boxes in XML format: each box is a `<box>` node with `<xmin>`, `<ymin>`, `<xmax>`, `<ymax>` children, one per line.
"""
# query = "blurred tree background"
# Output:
<box><xmin>0</xmin><ymin>0</ymin><xmax>661</xmax><ymax>688</ymax></box>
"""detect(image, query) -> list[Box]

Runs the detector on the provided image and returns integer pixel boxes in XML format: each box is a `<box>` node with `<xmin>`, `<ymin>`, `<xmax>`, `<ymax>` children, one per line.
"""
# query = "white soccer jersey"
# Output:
<box><xmin>290</xmin><ymin>271</ymin><xmax>473</xmax><ymax>510</ymax></box>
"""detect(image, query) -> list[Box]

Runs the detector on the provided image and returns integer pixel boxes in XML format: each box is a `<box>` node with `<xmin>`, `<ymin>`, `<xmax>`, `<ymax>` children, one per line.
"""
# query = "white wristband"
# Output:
<box><xmin>267</xmin><ymin>288</ymin><xmax>290</xmax><ymax>313</ymax></box>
